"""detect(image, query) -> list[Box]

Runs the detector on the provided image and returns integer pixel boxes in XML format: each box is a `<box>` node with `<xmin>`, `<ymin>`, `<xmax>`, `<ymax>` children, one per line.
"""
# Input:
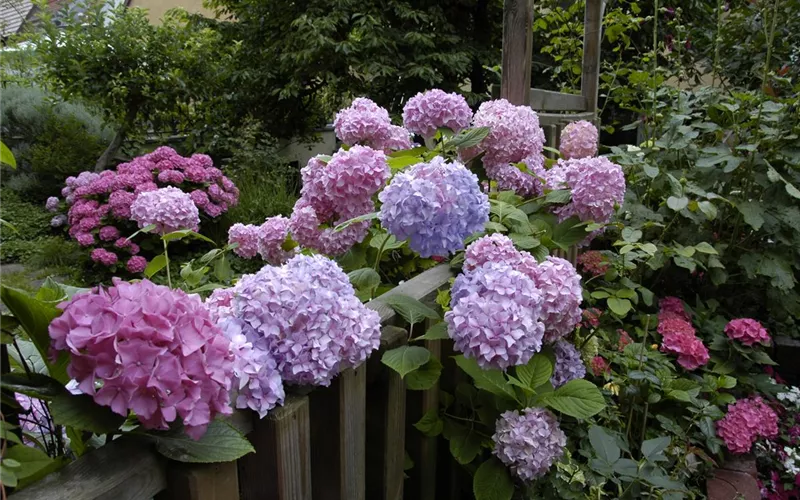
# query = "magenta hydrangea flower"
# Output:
<box><xmin>289</xmin><ymin>198</ymin><xmax>372</xmax><ymax>256</ymax></box>
<box><xmin>48</xmin><ymin>279</ymin><xmax>234</xmax><ymax>439</ymax></box>
<box><xmin>550</xmin><ymin>340</ymin><xmax>586</xmax><ymax>388</ymax></box>
<box><xmin>190</xmin><ymin>190</ymin><xmax>210</xmax><ymax>208</ymax></box>
<box><xmin>98</xmin><ymin>226</ymin><xmax>121</xmax><ymax>242</ymax></box>
<box><xmin>493</xmin><ymin>408</ymin><xmax>566</xmax><ymax>481</ymax></box>
<box><xmin>45</xmin><ymin>196</ymin><xmax>60</xmax><ymax>212</ymax></box>
<box><xmin>725</xmin><ymin>318</ymin><xmax>771</xmax><ymax>346</ymax></box>
<box><xmin>525</xmin><ymin>256</ymin><xmax>583</xmax><ymax>343</ymax></box>
<box><xmin>472</xmin><ymin>99</ymin><xmax>545</xmax><ymax>164</ymax></box>
<box><xmin>334</xmin><ymin>97</ymin><xmax>393</xmax><ymax>147</ymax></box>
<box><xmin>484</xmin><ymin>153</ymin><xmax>547</xmax><ymax>198</ymax></box>
<box><xmin>379</xmin><ymin>157</ymin><xmax>489</xmax><ymax>258</ymax></box>
<box><xmin>126</xmin><ymin>256</ymin><xmax>147</xmax><ymax>273</ymax></box>
<box><xmin>446</xmin><ymin>262</ymin><xmax>545</xmax><ymax>370</ymax></box>
<box><xmin>228</xmin><ymin>223</ymin><xmax>261</xmax><ymax>259</ymax></box>
<box><xmin>75</xmin><ymin>232</ymin><xmax>95</xmax><ymax>247</ymax></box>
<box><xmin>90</xmin><ymin>248</ymin><xmax>118</xmax><ymax>266</ymax></box>
<box><xmin>559</xmin><ymin>120</ymin><xmax>598</xmax><ymax>160</ymax></box>
<box><xmin>402</xmin><ymin>89</ymin><xmax>473</xmax><ymax>138</ymax></box>
<box><xmin>213</xmin><ymin>255</ymin><xmax>381</xmax><ymax>387</ymax></box>
<box><xmin>130</xmin><ymin>187</ymin><xmax>200</xmax><ymax>235</ymax></box>
<box><xmin>545</xmin><ymin>157</ymin><xmax>626</xmax><ymax>225</ymax></box>
<box><xmin>463</xmin><ymin>234</ymin><xmax>521</xmax><ymax>271</ymax></box>
<box><xmin>717</xmin><ymin>396</ymin><xmax>779</xmax><ymax>454</ymax></box>
<box><xmin>257</xmin><ymin>216</ymin><xmax>294</xmax><ymax>265</ymax></box>
<box><xmin>206</xmin><ymin>288</ymin><xmax>285</xmax><ymax>418</ymax></box>
<box><xmin>660</xmin><ymin>330</ymin><xmax>709</xmax><ymax>370</ymax></box>
<box><xmin>659</xmin><ymin>296</ymin><xmax>690</xmax><ymax>322</ymax></box>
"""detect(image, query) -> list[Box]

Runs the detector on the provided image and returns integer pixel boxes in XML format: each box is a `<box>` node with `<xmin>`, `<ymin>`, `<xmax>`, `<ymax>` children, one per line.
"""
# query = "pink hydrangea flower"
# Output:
<box><xmin>316</xmin><ymin>146</ymin><xmax>389</xmax><ymax>216</ymax></box>
<box><xmin>559</xmin><ymin>120</ymin><xmax>598</xmax><ymax>159</ymax></box>
<box><xmin>544</xmin><ymin>157</ymin><xmax>625</xmax><ymax>226</ymax></box>
<box><xmin>90</xmin><ymin>248</ymin><xmax>118</xmax><ymax>266</ymax></box>
<box><xmin>525</xmin><ymin>256</ymin><xmax>583</xmax><ymax>343</ymax></box>
<box><xmin>45</xmin><ymin>196</ymin><xmax>60</xmax><ymax>212</ymax></box>
<box><xmin>658</xmin><ymin>317</ymin><xmax>696</xmax><ymax>338</ymax></box>
<box><xmin>591</xmin><ymin>356</ymin><xmax>610</xmax><ymax>376</ymax></box>
<box><xmin>258</xmin><ymin>216</ymin><xmax>294</xmax><ymax>265</ymax></box>
<box><xmin>126</xmin><ymin>256</ymin><xmax>148</xmax><ymax>273</ymax></box>
<box><xmin>484</xmin><ymin>153</ymin><xmax>547</xmax><ymax>198</ymax></box>
<box><xmin>717</xmin><ymin>397</ymin><xmax>779</xmax><ymax>454</ymax></box>
<box><xmin>289</xmin><ymin>198</ymin><xmax>371</xmax><ymax>256</ymax></box>
<box><xmin>377</xmin><ymin>125</ymin><xmax>414</xmax><ymax>152</ymax></box>
<box><xmin>190</xmin><ymin>189</ymin><xmax>210</xmax><ymax>208</ymax></box>
<box><xmin>334</xmin><ymin>97</ymin><xmax>393</xmax><ymax>147</ymax></box>
<box><xmin>75</xmin><ymin>232</ymin><xmax>95</xmax><ymax>247</ymax></box>
<box><xmin>130</xmin><ymin>187</ymin><xmax>200</xmax><ymax>234</ymax></box>
<box><xmin>463</xmin><ymin>234</ymin><xmax>521</xmax><ymax>271</ymax></box>
<box><xmin>660</xmin><ymin>330</ymin><xmax>709</xmax><ymax>370</ymax></box>
<box><xmin>472</xmin><ymin>99</ymin><xmax>545</xmax><ymax>164</ymax></box>
<box><xmin>228</xmin><ymin>223</ymin><xmax>261</xmax><ymax>259</ymax></box>
<box><xmin>402</xmin><ymin>89</ymin><xmax>473</xmax><ymax>138</ymax></box>
<box><xmin>725</xmin><ymin>318</ymin><xmax>771</xmax><ymax>346</ymax></box>
<box><xmin>157</xmin><ymin>170</ymin><xmax>186</xmax><ymax>184</ymax></box>
<box><xmin>659</xmin><ymin>296</ymin><xmax>690</xmax><ymax>322</ymax></box>
<box><xmin>577</xmin><ymin>251</ymin><xmax>609</xmax><ymax>277</ymax></box>
<box><xmin>48</xmin><ymin>279</ymin><xmax>234</xmax><ymax>439</ymax></box>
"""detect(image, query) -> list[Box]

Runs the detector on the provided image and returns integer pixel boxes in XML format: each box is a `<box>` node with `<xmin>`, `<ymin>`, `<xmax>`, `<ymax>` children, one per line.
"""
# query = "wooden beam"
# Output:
<box><xmin>367</xmin><ymin>265</ymin><xmax>453</xmax><ymax>326</ymax></box>
<box><xmin>581</xmin><ymin>0</ymin><xmax>606</xmax><ymax>119</ymax></box>
<box><xmin>529</xmin><ymin>89</ymin><xmax>588</xmax><ymax>111</ymax></box>
<box><xmin>500</xmin><ymin>0</ymin><xmax>534</xmax><ymax>105</ymax></box>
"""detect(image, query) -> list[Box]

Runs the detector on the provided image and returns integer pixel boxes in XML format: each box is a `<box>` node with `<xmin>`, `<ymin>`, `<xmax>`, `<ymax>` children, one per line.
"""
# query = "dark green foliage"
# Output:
<box><xmin>0</xmin><ymin>190</ymin><xmax>57</xmax><ymax>264</ymax></box>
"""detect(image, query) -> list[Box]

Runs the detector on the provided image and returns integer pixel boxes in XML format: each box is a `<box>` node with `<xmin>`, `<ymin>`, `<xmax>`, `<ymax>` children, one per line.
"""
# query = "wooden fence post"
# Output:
<box><xmin>500</xmin><ymin>0</ymin><xmax>534</xmax><ymax>105</ymax></box>
<box><xmin>161</xmin><ymin>462</ymin><xmax>240</xmax><ymax>500</ymax></box>
<box><xmin>238</xmin><ymin>396</ymin><xmax>312</xmax><ymax>500</ymax></box>
<box><xmin>581</xmin><ymin>0</ymin><xmax>606</xmax><ymax>123</ymax></box>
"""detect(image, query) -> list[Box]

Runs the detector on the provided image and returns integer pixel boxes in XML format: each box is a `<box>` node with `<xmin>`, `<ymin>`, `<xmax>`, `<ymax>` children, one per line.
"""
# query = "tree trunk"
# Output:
<box><xmin>470</xmin><ymin>0</ymin><xmax>490</xmax><ymax>96</ymax></box>
<box><xmin>94</xmin><ymin>107</ymin><xmax>137</xmax><ymax>172</ymax></box>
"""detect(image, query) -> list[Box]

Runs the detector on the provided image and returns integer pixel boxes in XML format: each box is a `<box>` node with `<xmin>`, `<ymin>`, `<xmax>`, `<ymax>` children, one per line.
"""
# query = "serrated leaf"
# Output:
<box><xmin>382</xmin><ymin>346</ymin><xmax>431</xmax><ymax>378</ymax></box>
<box><xmin>161</xmin><ymin>230</ymin><xmax>215</xmax><ymax>245</ymax></box>
<box><xmin>369</xmin><ymin>232</ymin><xmax>406</xmax><ymax>251</ymax></box>
<box><xmin>445</xmin><ymin>420</ymin><xmax>482</xmax><ymax>464</ymax></box>
<box><xmin>405</xmin><ymin>356</ymin><xmax>442</xmax><ymax>390</ymax></box>
<box><xmin>552</xmin><ymin>217</ymin><xmax>589</xmax><ymax>249</ymax></box>
<box><xmin>416</xmin><ymin>322</ymin><xmax>449</xmax><ymax>341</ymax></box>
<box><xmin>641</xmin><ymin>436</ymin><xmax>670</xmax><ymax>462</ymax></box>
<box><xmin>381</xmin><ymin>294</ymin><xmax>440</xmax><ymax>325</ymax></box>
<box><xmin>333</xmin><ymin>212</ymin><xmax>379</xmax><ymax>232</ymax></box>
<box><xmin>151</xmin><ymin>420</ymin><xmax>254</xmax><ymax>463</ymax></box>
<box><xmin>538</xmin><ymin>379</ymin><xmax>605</xmax><ymax>419</ymax></box>
<box><xmin>347</xmin><ymin>268</ymin><xmax>381</xmax><ymax>291</ymax></box>
<box><xmin>414</xmin><ymin>409</ymin><xmax>443</xmax><ymax>437</ymax></box>
<box><xmin>545</xmin><ymin>189</ymin><xmax>571</xmax><ymax>204</ymax></box>
<box><xmin>49</xmin><ymin>393</ymin><xmax>125</xmax><ymax>434</ymax></box>
<box><xmin>749</xmin><ymin>350</ymin><xmax>777</xmax><ymax>365</ymax></box>
<box><xmin>515</xmin><ymin>355</ymin><xmax>553</xmax><ymax>391</ymax></box>
<box><xmin>508</xmin><ymin>233</ymin><xmax>539</xmax><ymax>249</ymax></box>
<box><xmin>484</xmin><ymin>221</ymin><xmax>508</xmax><ymax>233</ymax></box>
<box><xmin>473</xmin><ymin>458</ymin><xmax>514</xmax><ymax>500</ymax></box>
<box><xmin>387</xmin><ymin>155</ymin><xmax>422</xmax><ymax>171</ymax></box>
<box><xmin>454</xmin><ymin>355</ymin><xmax>515</xmax><ymax>401</ymax></box>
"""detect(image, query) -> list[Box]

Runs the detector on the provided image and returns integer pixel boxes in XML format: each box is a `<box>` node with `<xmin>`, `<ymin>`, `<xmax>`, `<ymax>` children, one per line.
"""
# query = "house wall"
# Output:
<box><xmin>127</xmin><ymin>0</ymin><xmax>213</xmax><ymax>24</ymax></box>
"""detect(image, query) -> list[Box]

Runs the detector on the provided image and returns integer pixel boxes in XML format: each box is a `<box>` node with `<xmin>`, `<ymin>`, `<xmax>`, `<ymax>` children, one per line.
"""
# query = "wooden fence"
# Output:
<box><xmin>9</xmin><ymin>264</ymin><xmax>456</xmax><ymax>500</ymax></box>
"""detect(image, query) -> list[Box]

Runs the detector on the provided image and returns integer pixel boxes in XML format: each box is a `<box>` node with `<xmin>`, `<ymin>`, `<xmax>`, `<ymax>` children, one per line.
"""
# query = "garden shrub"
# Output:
<box><xmin>0</xmin><ymin>189</ymin><xmax>58</xmax><ymax>263</ymax></box>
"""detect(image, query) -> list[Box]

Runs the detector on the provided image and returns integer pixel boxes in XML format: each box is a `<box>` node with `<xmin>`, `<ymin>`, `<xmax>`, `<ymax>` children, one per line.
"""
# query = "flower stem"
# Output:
<box><xmin>163</xmin><ymin>239</ymin><xmax>172</xmax><ymax>289</ymax></box>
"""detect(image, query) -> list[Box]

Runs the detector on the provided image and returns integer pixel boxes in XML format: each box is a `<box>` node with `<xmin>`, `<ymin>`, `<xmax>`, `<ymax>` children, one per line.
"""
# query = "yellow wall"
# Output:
<box><xmin>127</xmin><ymin>0</ymin><xmax>214</xmax><ymax>24</ymax></box>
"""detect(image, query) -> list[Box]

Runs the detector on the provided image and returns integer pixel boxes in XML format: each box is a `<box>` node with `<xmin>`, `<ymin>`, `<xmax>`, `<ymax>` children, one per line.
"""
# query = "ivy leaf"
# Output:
<box><xmin>382</xmin><ymin>346</ymin><xmax>431</xmax><ymax>378</ymax></box>
<box><xmin>473</xmin><ymin>457</ymin><xmax>514</xmax><ymax>500</ymax></box>
<box><xmin>382</xmin><ymin>294</ymin><xmax>440</xmax><ymax>325</ymax></box>
<box><xmin>414</xmin><ymin>409</ymin><xmax>443</xmax><ymax>437</ymax></box>
<box><xmin>405</xmin><ymin>356</ymin><xmax>442</xmax><ymax>390</ymax></box>
<box><xmin>538</xmin><ymin>379</ymin><xmax>605</xmax><ymax>419</ymax></box>
<box><xmin>151</xmin><ymin>420</ymin><xmax>255</xmax><ymax>463</ymax></box>
<box><xmin>736</xmin><ymin>201</ymin><xmax>765</xmax><ymax>230</ymax></box>
<box><xmin>454</xmin><ymin>355</ymin><xmax>516</xmax><ymax>401</ymax></box>
<box><xmin>515</xmin><ymin>355</ymin><xmax>553</xmax><ymax>391</ymax></box>
<box><xmin>49</xmin><ymin>393</ymin><xmax>126</xmax><ymax>434</ymax></box>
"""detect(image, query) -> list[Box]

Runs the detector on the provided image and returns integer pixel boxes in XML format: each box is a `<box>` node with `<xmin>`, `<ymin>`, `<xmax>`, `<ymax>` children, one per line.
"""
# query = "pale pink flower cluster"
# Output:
<box><xmin>717</xmin><ymin>396</ymin><xmax>779</xmax><ymax>454</ymax></box>
<box><xmin>333</xmin><ymin>97</ymin><xmax>412</xmax><ymax>152</ymax></box>
<box><xmin>228</xmin><ymin>217</ymin><xmax>295</xmax><ymax>265</ymax></box>
<box><xmin>471</xmin><ymin>99</ymin><xmax>546</xmax><ymax>164</ymax></box>
<box><xmin>130</xmin><ymin>187</ymin><xmax>200</xmax><ymax>235</ymax></box>
<box><xmin>484</xmin><ymin>153</ymin><xmax>547</xmax><ymax>198</ymax></box>
<box><xmin>402</xmin><ymin>89</ymin><xmax>473</xmax><ymax>138</ymax></box>
<box><xmin>49</xmin><ymin>279</ymin><xmax>234</xmax><ymax>439</ymax></box>
<box><xmin>544</xmin><ymin>157</ymin><xmax>626</xmax><ymax>225</ymax></box>
<box><xmin>559</xmin><ymin>120</ymin><xmax>598</xmax><ymax>159</ymax></box>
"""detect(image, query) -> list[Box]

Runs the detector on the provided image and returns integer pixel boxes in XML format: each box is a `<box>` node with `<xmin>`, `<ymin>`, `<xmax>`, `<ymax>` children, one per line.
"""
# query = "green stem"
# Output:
<box><xmin>713</xmin><ymin>0</ymin><xmax>723</xmax><ymax>86</ymax></box>
<box><xmin>163</xmin><ymin>239</ymin><xmax>172</xmax><ymax>289</ymax></box>
<box><xmin>373</xmin><ymin>234</ymin><xmax>389</xmax><ymax>271</ymax></box>
<box><xmin>761</xmin><ymin>0</ymin><xmax>779</xmax><ymax>92</ymax></box>
<box><xmin>650</xmin><ymin>0</ymin><xmax>659</xmax><ymax>141</ymax></box>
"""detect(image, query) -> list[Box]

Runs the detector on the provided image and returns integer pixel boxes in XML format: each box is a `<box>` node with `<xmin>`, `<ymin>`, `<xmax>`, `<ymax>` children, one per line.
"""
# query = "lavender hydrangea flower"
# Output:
<box><xmin>493</xmin><ymin>408</ymin><xmax>566</xmax><ymax>481</ymax></box>
<box><xmin>50</xmin><ymin>214</ymin><xmax>67</xmax><ymax>227</ymax></box>
<box><xmin>472</xmin><ymin>99</ymin><xmax>545</xmax><ymax>164</ymax></box>
<box><xmin>320</xmin><ymin>146</ymin><xmax>390</xmax><ymax>216</ymax></box>
<box><xmin>445</xmin><ymin>262</ymin><xmax>545</xmax><ymax>370</ymax></box>
<box><xmin>334</xmin><ymin>97</ymin><xmax>392</xmax><ymax>147</ymax></box>
<box><xmin>258</xmin><ymin>216</ymin><xmax>294</xmax><ymax>265</ymax></box>
<box><xmin>45</xmin><ymin>196</ymin><xmax>60</xmax><ymax>212</ymax></box>
<box><xmin>544</xmin><ymin>157</ymin><xmax>625</xmax><ymax>225</ymax></box>
<box><xmin>550</xmin><ymin>340</ymin><xmax>586</xmax><ymax>388</ymax></box>
<box><xmin>559</xmin><ymin>120</ymin><xmax>599</xmax><ymax>160</ymax></box>
<box><xmin>484</xmin><ymin>153</ymin><xmax>547</xmax><ymax>197</ymax></box>
<box><xmin>289</xmin><ymin>198</ymin><xmax>372</xmax><ymax>256</ymax></box>
<box><xmin>378</xmin><ymin>157</ymin><xmax>489</xmax><ymax>258</ymax></box>
<box><xmin>525</xmin><ymin>256</ymin><xmax>583</xmax><ymax>343</ymax></box>
<box><xmin>217</xmin><ymin>255</ymin><xmax>381</xmax><ymax>387</ymax></box>
<box><xmin>228</xmin><ymin>223</ymin><xmax>261</xmax><ymax>258</ymax></box>
<box><xmin>402</xmin><ymin>89</ymin><xmax>473</xmax><ymax>138</ymax></box>
<box><xmin>130</xmin><ymin>186</ymin><xmax>200</xmax><ymax>234</ymax></box>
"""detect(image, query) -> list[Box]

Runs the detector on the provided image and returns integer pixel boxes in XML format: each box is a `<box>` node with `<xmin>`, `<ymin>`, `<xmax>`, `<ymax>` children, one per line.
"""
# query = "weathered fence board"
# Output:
<box><xmin>530</xmin><ymin>89</ymin><xmax>588</xmax><ymax>111</ymax></box>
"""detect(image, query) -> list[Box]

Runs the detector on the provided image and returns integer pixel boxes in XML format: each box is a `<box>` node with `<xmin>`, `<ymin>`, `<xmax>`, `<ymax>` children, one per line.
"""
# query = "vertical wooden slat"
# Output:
<box><xmin>581</xmin><ymin>0</ymin><xmax>606</xmax><ymax>122</ymax></box>
<box><xmin>546</xmin><ymin>125</ymin><xmax>557</xmax><ymax>159</ymax></box>
<box><xmin>555</xmin><ymin>123</ymin><xmax>563</xmax><ymax>152</ymax></box>
<box><xmin>418</xmin><ymin>337</ymin><xmax>441</xmax><ymax>500</ymax></box>
<box><xmin>379</xmin><ymin>327</ymin><xmax>407</xmax><ymax>500</ymax></box>
<box><xmin>500</xmin><ymin>0</ymin><xmax>534</xmax><ymax>105</ymax></box>
<box><xmin>339</xmin><ymin>367</ymin><xmax>367</xmax><ymax>500</ymax></box>
<box><xmin>238</xmin><ymin>396</ymin><xmax>312</xmax><ymax>500</ymax></box>
<box><xmin>163</xmin><ymin>462</ymin><xmax>240</xmax><ymax>500</ymax></box>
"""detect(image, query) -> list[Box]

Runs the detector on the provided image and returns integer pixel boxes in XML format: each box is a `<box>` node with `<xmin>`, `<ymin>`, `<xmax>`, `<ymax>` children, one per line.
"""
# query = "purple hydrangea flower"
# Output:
<box><xmin>228</xmin><ymin>223</ymin><xmax>261</xmax><ymax>259</ymax></box>
<box><xmin>130</xmin><ymin>186</ymin><xmax>200</xmax><ymax>235</ymax></box>
<box><xmin>472</xmin><ymin>99</ymin><xmax>545</xmax><ymax>164</ymax></box>
<box><xmin>258</xmin><ymin>216</ymin><xmax>294</xmax><ymax>265</ymax></box>
<box><xmin>214</xmin><ymin>255</ymin><xmax>381</xmax><ymax>387</ymax></box>
<box><xmin>45</xmin><ymin>196</ymin><xmax>60</xmax><ymax>212</ymax></box>
<box><xmin>334</xmin><ymin>97</ymin><xmax>392</xmax><ymax>147</ymax></box>
<box><xmin>289</xmin><ymin>198</ymin><xmax>372</xmax><ymax>256</ymax></box>
<box><xmin>559</xmin><ymin>120</ymin><xmax>598</xmax><ymax>160</ymax></box>
<box><xmin>402</xmin><ymin>89</ymin><xmax>473</xmax><ymax>138</ymax></box>
<box><xmin>378</xmin><ymin>157</ymin><xmax>489</xmax><ymax>258</ymax></box>
<box><xmin>98</xmin><ymin>226</ymin><xmax>121</xmax><ymax>242</ymax></box>
<box><xmin>463</xmin><ymin>233</ymin><xmax>521</xmax><ymax>272</ymax></box>
<box><xmin>126</xmin><ymin>256</ymin><xmax>147</xmax><ymax>273</ymax></box>
<box><xmin>525</xmin><ymin>256</ymin><xmax>583</xmax><ymax>343</ymax></box>
<box><xmin>484</xmin><ymin>153</ymin><xmax>547</xmax><ymax>197</ymax></box>
<box><xmin>550</xmin><ymin>340</ymin><xmax>586</xmax><ymax>388</ymax></box>
<box><xmin>90</xmin><ymin>248</ymin><xmax>118</xmax><ymax>266</ymax></box>
<box><xmin>317</xmin><ymin>146</ymin><xmax>389</xmax><ymax>216</ymax></box>
<box><xmin>50</xmin><ymin>214</ymin><xmax>67</xmax><ymax>227</ymax></box>
<box><xmin>493</xmin><ymin>407</ymin><xmax>566</xmax><ymax>481</ymax></box>
<box><xmin>544</xmin><ymin>157</ymin><xmax>625</xmax><ymax>225</ymax></box>
<box><xmin>445</xmin><ymin>262</ymin><xmax>545</xmax><ymax>370</ymax></box>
